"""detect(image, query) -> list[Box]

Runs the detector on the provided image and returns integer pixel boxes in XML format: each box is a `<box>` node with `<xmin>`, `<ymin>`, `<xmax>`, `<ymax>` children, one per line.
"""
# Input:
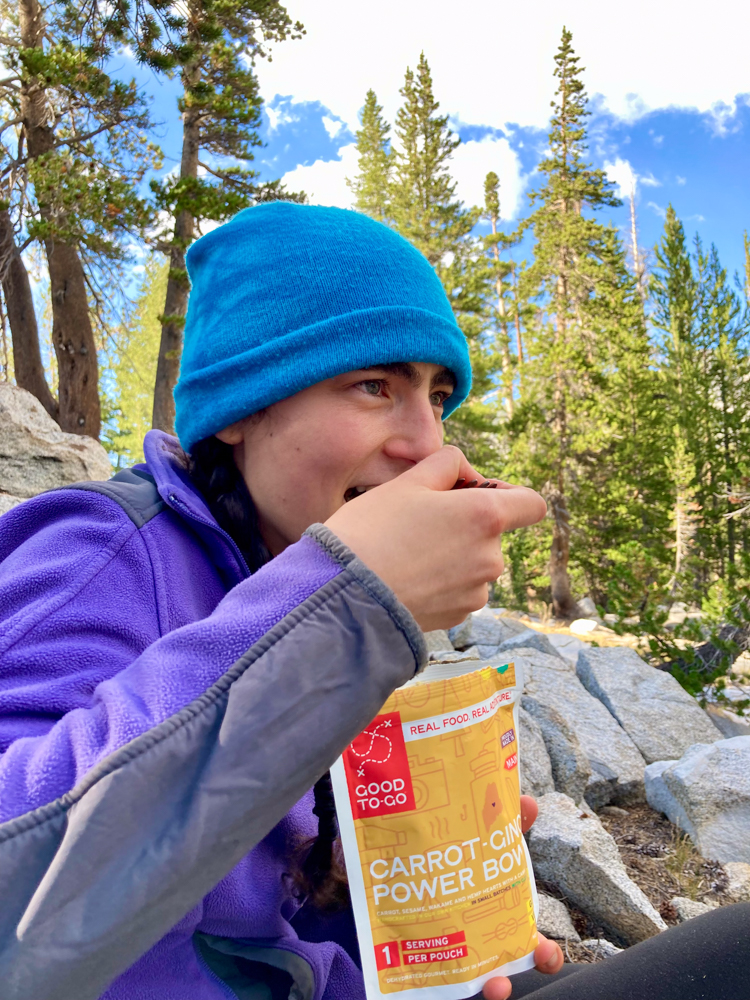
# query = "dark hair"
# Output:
<box><xmin>188</xmin><ymin>433</ymin><xmax>348</xmax><ymax>911</ymax></box>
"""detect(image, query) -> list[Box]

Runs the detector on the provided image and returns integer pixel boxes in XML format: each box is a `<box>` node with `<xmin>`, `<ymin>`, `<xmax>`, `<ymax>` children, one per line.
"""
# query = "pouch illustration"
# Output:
<box><xmin>331</xmin><ymin>659</ymin><xmax>538</xmax><ymax>1000</ymax></box>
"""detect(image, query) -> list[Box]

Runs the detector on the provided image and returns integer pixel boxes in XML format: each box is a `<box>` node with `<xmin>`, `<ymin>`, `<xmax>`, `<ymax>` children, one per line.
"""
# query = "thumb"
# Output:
<box><xmin>401</xmin><ymin>445</ymin><xmax>479</xmax><ymax>492</ymax></box>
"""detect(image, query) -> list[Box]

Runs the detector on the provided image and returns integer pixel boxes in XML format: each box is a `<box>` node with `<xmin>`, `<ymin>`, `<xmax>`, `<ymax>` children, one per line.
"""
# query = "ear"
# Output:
<box><xmin>215</xmin><ymin>420</ymin><xmax>246</xmax><ymax>446</ymax></box>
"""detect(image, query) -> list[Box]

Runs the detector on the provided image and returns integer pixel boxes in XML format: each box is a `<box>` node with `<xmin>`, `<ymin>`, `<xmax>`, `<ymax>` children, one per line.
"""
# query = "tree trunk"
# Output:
<box><xmin>511</xmin><ymin>264</ymin><xmax>524</xmax><ymax>388</ymax></box>
<box><xmin>548</xmin><ymin>486</ymin><xmax>579</xmax><ymax>619</ymax></box>
<box><xmin>19</xmin><ymin>0</ymin><xmax>100</xmax><ymax>437</ymax></box>
<box><xmin>152</xmin><ymin>27</ymin><xmax>202</xmax><ymax>436</ymax></box>
<box><xmin>0</xmin><ymin>207</ymin><xmax>58</xmax><ymax>419</ymax></box>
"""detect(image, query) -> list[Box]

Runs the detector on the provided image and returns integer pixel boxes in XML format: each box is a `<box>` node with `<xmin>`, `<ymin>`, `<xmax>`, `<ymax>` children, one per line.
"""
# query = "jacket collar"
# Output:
<box><xmin>142</xmin><ymin>430</ymin><xmax>249</xmax><ymax>580</ymax></box>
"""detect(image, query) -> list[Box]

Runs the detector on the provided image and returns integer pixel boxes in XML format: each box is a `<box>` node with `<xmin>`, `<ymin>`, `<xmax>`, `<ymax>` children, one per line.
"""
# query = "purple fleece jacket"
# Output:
<box><xmin>0</xmin><ymin>431</ymin><xmax>423</xmax><ymax>1000</ymax></box>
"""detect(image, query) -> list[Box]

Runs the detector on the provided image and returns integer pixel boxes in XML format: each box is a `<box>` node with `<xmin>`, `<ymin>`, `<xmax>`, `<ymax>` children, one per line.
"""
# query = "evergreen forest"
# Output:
<box><xmin>1</xmin><ymin>6</ymin><xmax>749</xmax><ymax>689</ymax></box>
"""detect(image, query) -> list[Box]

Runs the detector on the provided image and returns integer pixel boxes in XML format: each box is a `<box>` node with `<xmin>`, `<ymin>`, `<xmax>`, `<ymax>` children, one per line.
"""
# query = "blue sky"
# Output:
<box><xmin>122</xmin><ymin>0</ymin><xmax>750</xmax><ymax>282</ymax></box>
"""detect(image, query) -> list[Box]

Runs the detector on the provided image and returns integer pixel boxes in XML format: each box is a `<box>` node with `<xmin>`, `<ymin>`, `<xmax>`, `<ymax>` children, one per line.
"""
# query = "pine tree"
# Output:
<box><xmin>483</xmin><ymin>171</ymin><xmax>518</xmax><ymax>416</ymax></box>
<box><xmin>101</xmin><ymin>255</ymin><xmax>168</xmax><ymax>465</ymax></box>
<box><xmin>139</xmin><ymin>0</ymin><xmax>305</xmax><ymax>435</ymax></box>
<box><xmin>650</xmin><ymin>206</ymin><xmax>701</xmax><ymax>593</ymax></box>
<box><xmin>507</xmin><ymin>27</ymin><xmax>647</xmax><ymax>618</ymax></box>
<box><xmin>0</xmin><ymin>0</ymin><xmax>157</xmax><ymax>437</ymax></box>
<box><xmin>348</xmin><ymin>90</ymin><xmax>391</xmax><ymax>220</ymax></box>
<box><xmin>389</xmin><ymin>53</ymin><xmax>477</xmax><ymax>266</ymax></box>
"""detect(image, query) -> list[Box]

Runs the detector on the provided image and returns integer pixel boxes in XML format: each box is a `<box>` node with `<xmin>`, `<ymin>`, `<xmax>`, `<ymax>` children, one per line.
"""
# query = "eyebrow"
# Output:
<box><xmin>361</xmin><ymin>363</ymin><xmax>457</xmax><ymax>391</ymax></box>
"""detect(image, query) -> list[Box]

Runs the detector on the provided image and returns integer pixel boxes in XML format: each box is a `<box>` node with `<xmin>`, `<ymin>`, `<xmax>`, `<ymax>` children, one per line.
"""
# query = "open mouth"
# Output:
<box><xmin>344</xmin><ymin>486</ymin><xmax>372</xmax><ymax>502</ymax></box>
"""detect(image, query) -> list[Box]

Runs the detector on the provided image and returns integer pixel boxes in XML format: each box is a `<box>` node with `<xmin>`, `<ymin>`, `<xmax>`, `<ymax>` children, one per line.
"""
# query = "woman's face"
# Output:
<box><xmin>216</xmin><ymin>362</ymin><xmax>457</xmax><ymax>555</ymax></box>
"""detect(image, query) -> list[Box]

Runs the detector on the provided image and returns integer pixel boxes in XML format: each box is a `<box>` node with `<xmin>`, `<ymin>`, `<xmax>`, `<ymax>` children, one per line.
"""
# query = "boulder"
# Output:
<box><xmin>513</xmin><ymin>649</ymin><xmax>646</xmax><ymax>808</ymax></box>
<box><xmin>0</xmin><ymin>384</ymin><xmax>111</xmax><ymax>501</ymax></box>
<box><xmin>518</xmin><ymin>706</ymin><xmax>555</xmax><ymax>798</ymax></box>
<box><xmin>576</xmin><ymin>647</ymin><xmax>722</xmax><ymax>763</ymax></box>
<box><xmin>670</xmin><ymin>896</ymin><xmax>716</xmax><ymax>922</ymax></box>
<box><xmin>430</xmin><ymin>647</ymin><xmax>480</xmax><ymax>664</ymax></box>
<box><xmin>522</xmin><ymin>696</ymin><xmax>591</xmax><ymax>803</ymax></box>
<box><xmin>0</xmin><ymin>494</ymin><xmax>22</xmax><ymax>515</ymax></box>
<box><xmin>580</xmin><ymin>938</ymin><xmax>623</xmax><ymax>959</ymax></box>
<box><xmin>494</xmin><ymin>629</ymin><xmax>562</xmax><ymax>660</ymax></box>
<box><xmin>536</xmin><ymin>893</ymin><xmax>580</xmax><ymax>942</ymax></box>
<box><xmin>423</xmin><ymin>630</ymin><xmax>454</xmax><ymax>656</ymax></box>
<box><xmin>577</xmin><ymin>597</ymin><xmax>601</xmax><ymax>620</ymax></box>
<box><xmin>705</xmin><ymin>704</ymin><xmax>750</xmax><ymax>739</ymax></box>
<box><xmin>724</xmin><ymin>862</ymin><xmax>750</xmax><ymax>901</ymax></box>
<box><xmin>645</xmin><ymin>737</ymin><xmax>750</xmax><ymax>863</ymax></box>
<box><xmin>528</xmin><ymin>792</ymin><xmax>667</xmax><ymax>945</ymax></box>
<box><xmin>448</xmin><ymin>608</ymin><xmax>527</xmax><ymax>650</ymax></box>
<box><xmin>544</xmin><ymin>632</ymin><xmax>591</xmax><ymax>666</ymax></box>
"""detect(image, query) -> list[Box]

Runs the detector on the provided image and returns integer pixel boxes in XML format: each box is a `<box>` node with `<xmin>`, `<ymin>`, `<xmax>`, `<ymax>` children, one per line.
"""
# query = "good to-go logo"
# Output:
<box><xmin>343</xmin><ymin>711</ymin><xmax>416</xmax><ymax>820</ymax></box>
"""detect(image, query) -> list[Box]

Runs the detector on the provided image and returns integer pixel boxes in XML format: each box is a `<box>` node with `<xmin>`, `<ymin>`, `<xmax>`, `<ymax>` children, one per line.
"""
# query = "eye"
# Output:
<box><xmin>358</xmin><ymin>379</ymin><xmax>385</xmax><ymax>396</ymax></box>
<box><xmin>430</xmin><ymin>391</ymin><xmax>450</xmax><ymax>407</ymax></box>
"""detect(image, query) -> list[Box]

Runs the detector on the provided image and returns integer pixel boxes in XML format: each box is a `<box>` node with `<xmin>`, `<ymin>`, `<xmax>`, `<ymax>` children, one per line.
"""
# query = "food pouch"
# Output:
<box><xmin>330</xmin><ymin>658</ymin><xmax>538</xmax><ymax>1000</ymax></box>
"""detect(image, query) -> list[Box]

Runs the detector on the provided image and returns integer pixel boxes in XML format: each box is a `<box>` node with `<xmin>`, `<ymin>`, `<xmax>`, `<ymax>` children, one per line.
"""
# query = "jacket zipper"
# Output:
<box><xmin>166</xmin><ymin>492</ymin><xmax>250</xmax><ymax>579</ymax></box>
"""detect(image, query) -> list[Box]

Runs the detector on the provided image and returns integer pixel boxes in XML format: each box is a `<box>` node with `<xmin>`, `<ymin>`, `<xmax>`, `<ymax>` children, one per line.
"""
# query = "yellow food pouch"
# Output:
<box><xmin>331</xmin><ymin>659</ymin><xmax>538</xmax><ymax>1000</ymax></box>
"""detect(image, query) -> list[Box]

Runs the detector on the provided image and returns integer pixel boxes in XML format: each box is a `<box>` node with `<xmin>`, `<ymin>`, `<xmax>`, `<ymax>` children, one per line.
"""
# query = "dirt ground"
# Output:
<box><xmin>538</xmin><ymin>802</ymin><xmax>735</xmax><ymax>962</ymax></box>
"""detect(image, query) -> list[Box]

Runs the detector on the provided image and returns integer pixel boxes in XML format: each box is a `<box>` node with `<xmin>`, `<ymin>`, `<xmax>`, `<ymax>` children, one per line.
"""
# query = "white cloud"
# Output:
<box><xmin>266</xmin><ymin>102</ymin><xmax>298</xmax><ymax>133</ymax></box>
<box><xmin>647</xmin><ymin>201</ymin><xmax>667</xmax><ymax>219</ymax></box>
<box><xmin>605</xmin><ymin>158</ymin><xmax>662</xmax><ymax>199</ymax></box>
<box><xmin>322</xmin><ymin>116</ymin><xmax>344</xmax><ymax>139</ymax></box>
<box><xmin>450</xmin><ymin>135</ymin><xmax>525</xmax><ymax>217</ymax></box>
<box><xmin>281</xmin><ymin>143</ymin><xmax>358</xmax><ymax>206</ymax></box>
<box><xmin>604</xmin><ymin>157</ymin><xmax>637</xmax><ymax>200</ymax></box>
<box><xmin>256</xmin><ymin>0</ymin><xmax>750</xmax><ymax>134</ymax></box>
<box><xmin>280</xmin><ymin>135</ymin><xmax>525</xmax><ymax>217</ymax></box>
<box><xmin>676</xmin><ymin>175</ymin><xmax>687</xmax><ymax>185</ymax></box>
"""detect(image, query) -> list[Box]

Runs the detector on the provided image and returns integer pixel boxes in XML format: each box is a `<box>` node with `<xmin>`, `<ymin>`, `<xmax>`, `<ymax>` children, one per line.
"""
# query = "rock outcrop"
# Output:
<box><xmin>645</xmin><ymin>737</ymin><xmax>750</xmax><ymax>863</ymax></box>
<box><xmin>527</xmin><ymin>792</ymin><xmax>667</xmax><ymax>945</ymax></box>
<box><xmin>521</xmin><ymin>695</ymin><xmax>591</xmax><ymax>803</ymax></box>
<box><xmin>0</xmin><ymin>384</ymin><xmax>111</xmax><ymax>509</ymax></box>
<box><xmin>670</xmin><ymin>896</ymin><xmax>716</xmax><ymax>922</ymax></box>
<box><xmin>518</xmin><ymin>706</ymin><xmax>555</xmax><ymax>799</ymax></box>
<box><xmin>576</xmin><ymin>647</ymin><xmax>721</xmax><ymax>763</ymax></box>
<box><xmin>513</xmin><ymin>648</ymin><xmax>646</xmax><ymax>808</ymax></box>
<box><xmin>536</xmin><ymin>892</ymin><xmax>580</xmax><ymax>942</ymax></box>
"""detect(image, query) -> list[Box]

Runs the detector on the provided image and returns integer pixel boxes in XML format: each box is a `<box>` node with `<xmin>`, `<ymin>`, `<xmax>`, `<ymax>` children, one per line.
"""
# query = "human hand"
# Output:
<box><xmin>482</xmin><ymin>795</ymin><xmax>564</xmax><ymax>1000</ymax></box>
<box><xmin>324</xmin><ymin>446</ymin><xmax>546</xmax><ymax>632</ymax></box>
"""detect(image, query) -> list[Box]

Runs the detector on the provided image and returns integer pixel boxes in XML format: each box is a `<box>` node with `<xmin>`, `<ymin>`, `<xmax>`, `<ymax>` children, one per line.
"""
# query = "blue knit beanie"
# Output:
<box><xmin>174</xmin><ymin>202</ymin><xmax>472</xmax><ymax>452</ymax></box>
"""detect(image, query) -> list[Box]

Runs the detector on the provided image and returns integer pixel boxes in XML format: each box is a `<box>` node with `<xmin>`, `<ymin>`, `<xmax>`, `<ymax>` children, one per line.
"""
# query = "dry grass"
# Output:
<box><xmin>538</xmin><ymin>803</ymin><xmax>734</xmax><ymax>962</ymax></box>
<box><xmin>598</xmin><ymin>803</ymin><xmax>731</xmax><ymax>922</ymax></box>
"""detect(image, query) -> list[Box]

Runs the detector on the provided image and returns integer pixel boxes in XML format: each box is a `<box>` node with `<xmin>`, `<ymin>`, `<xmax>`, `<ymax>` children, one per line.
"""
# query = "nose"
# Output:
<box><xmin>382</xmin><ymin>394</ymin><xmax>444</xmax><ymax>466</ymax></box>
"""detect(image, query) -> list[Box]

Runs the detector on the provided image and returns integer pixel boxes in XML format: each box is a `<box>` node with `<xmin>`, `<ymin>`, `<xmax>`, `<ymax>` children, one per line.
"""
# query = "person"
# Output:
<box><xmin>0</xmin><ymin>204</ymin><xmax>747</xmax><ymax>1000</ymax></box>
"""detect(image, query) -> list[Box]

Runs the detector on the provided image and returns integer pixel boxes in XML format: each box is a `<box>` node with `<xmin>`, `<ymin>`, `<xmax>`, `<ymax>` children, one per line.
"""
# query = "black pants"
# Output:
<box><xmin>504</xmin><ymin>902</ymin><xmax>750</xmax><ymax>999</ymax></box>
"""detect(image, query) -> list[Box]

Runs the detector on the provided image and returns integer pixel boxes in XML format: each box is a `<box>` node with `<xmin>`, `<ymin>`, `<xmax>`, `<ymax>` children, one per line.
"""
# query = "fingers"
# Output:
<box><xmin>481</xmin><ymin>975</ymin><xmax>512</xmax><ymax>1000</ymax></box>
<box><xmin>403</xmin><ymin>445</ymin><xmax>478</xmax><ymax>491</ymax></box>
<box><xmin>520</xmin><ymin>795</ymin><xmax>538</xmax><ymax>833</ymax></box>
<box><xmin>534</xmin><ymin>935</ymin><xmax>564</xmax><ymax>975</ymax></box>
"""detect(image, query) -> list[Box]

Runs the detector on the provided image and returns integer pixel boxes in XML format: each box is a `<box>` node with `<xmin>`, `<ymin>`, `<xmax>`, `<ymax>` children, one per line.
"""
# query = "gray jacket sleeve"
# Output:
<box><xmin>0</xmin><ymin>524</ymin><xmax>426</xmax><ymax>1000</ymax></box>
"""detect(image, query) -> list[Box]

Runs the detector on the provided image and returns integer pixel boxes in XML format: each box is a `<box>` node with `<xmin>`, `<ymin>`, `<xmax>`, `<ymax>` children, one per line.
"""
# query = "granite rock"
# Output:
<box><xmin>580</xmin><ymin>938</ymin><xmax>623</xmax><ymax>959</ymax></box>
<box><xmin>423</xmin><ymin>630</ymin><xmax>454</xmax><ymax>656</ymax></box>
<box><xmin>645</xmin><ymin>737</ymin><xmax>750</xmax><ymax>863</ymax></box>
<box><xmin>724</xmin><ymin>861</ymin><xmax>750</xmax><ymax>901</ymax></box>
<box><xmin>576</xmin><ymin>647</ymin><xmax>722</xmax><ymax>763</ymax></box>
<box><xmin>670</xmin><ymin>896</ymin><xmax>716</xmax><ymax>922</ymax></box>
<box><xmin>0</xmin><ymin>383</ymin><xmax>111</xmax><ymax>500</ymax></box>
<box><xmin>448</xmin><ymin>608</ymin><xmax>528</xmax><ymax>650</ymax></box>
<box><xmin>518</xmin><ymin>706</ymin><xmax>555</xmax><ymax>799</ymax></box>
<box><xmin>528</xmin><ymin>792</ymin><xmax>667</xmax><ymax>945</ymax></box>
<box><xmin>536</xmin><ymin>893</ymin><xmax>580</xmax><ymax>942</ymax></box>
<box><xmin>513</xmin><ymin>649</ymin><xmax>646</xmax><ymax>808</ymax></box>
<box><xmin>521</xmin><ymin>696</ymin><xmax>591</xmax><ymax>803</ymax></box>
